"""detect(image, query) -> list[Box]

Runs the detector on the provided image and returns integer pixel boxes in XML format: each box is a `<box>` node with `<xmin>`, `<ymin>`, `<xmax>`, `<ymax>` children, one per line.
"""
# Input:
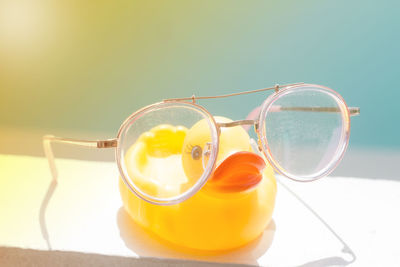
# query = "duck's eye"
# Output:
<box><xmin>191</xmin><ymin>145</ymin><xmax>202</xmax><ymax>160</ymax></box>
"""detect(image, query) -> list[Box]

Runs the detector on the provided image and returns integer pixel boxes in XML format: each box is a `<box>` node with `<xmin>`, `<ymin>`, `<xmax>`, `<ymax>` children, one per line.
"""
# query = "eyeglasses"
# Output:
<box><xmin>43</xmin><ymin>83</ymin><xmax>360</xmax><ymax>205</ymax></box>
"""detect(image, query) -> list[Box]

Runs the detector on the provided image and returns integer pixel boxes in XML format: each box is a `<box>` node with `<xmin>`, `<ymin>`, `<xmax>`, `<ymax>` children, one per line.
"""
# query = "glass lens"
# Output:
<box><xmin>117</xmin><ymin>102</ymin><xmax>218</xmax><ymax>204</ymax></box>
<box><xmin>260</xmin><ymin>85</ymin><xmax>349</xmax><ymax>181</ymax></box>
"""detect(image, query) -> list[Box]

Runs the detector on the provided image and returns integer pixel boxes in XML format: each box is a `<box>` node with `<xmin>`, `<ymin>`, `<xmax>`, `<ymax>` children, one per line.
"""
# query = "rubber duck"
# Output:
<box><xmin>119</xmin><ymin>116</ymin><xmax>277</xmax><ymax>251</ymax></box>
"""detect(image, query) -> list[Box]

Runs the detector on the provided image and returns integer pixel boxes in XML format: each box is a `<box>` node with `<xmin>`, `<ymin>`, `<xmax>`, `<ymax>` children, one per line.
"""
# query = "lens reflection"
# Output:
<box><xmin>117</xmin><ymin>103</ymin><xmax>218</xmax><ymax>203</ymax></box>
<box><xmin>262</xmin><ymin>86</ymin><xmax>348</xmax><ymax>180</ymax></box>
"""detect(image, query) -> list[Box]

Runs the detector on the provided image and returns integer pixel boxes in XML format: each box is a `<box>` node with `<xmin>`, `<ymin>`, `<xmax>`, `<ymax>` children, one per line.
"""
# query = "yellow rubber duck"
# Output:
<box><xmin>119</xmin><ymin>116</ymin><xmax>277</xmax><ymax>251</ymax></box>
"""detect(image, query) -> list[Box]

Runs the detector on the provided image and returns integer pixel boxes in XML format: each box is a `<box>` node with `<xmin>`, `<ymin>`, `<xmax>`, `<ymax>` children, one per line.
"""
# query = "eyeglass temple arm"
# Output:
<box><xmin>246</xmin><ymin>106</ymin><xmax>360</xmax><ymax>120</ymax></box>
<box><xmin>41</xmin><ymin>135</ymin><xmax>117</xmax><ymax>249</ymax></box>
<box><xmin>277</xmin><ymin>106</ymin><xmax>360</xmax><ymax>116</ymax></box>
<box><xmin>42</xmin><ymin>135</ymin><xmax>117</xmax><ymax>182</ymax></box>
<box><xmin>242</xmin><ymin>106</ymin><xmax>360</xmax><ymax>132</ymax></box>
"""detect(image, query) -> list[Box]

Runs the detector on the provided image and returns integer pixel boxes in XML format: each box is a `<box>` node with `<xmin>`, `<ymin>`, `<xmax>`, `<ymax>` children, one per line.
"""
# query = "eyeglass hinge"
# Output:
<box><xmin>253</xmin><ymin>123</ymin><xmax>263</xmax><ymax>152</ymax></box>
<box><xmin>97</xmin><ymin>139</ymin><xmax>118</xmax><ymax>148</ymax></box>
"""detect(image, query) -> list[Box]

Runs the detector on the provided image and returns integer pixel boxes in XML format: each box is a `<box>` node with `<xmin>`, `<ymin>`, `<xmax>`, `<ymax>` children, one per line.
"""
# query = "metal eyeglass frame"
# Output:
<box><xmin>43</xmin><ymin>82</ymin><xmax>360</xmax><ymax>206</ymax></box>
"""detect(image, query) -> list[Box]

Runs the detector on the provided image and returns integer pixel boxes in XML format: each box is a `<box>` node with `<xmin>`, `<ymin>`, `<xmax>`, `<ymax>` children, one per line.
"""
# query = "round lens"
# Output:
<box><xmin>259</xmin><ymin>84</ymin><xmax>350</xmax><ymax>181</ymax></box>
<box><xmin>116</xmin><ymin>102</ymin><xmax>219</xmax><ymax>205</ymax></box>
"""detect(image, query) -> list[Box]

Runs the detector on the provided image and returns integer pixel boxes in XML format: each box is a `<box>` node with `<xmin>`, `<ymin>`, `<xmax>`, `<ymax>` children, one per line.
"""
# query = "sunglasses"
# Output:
<box><xmin>43</xmin><ymin>83</ymin><xmax>360</xmax><ymax>205</ymax></box>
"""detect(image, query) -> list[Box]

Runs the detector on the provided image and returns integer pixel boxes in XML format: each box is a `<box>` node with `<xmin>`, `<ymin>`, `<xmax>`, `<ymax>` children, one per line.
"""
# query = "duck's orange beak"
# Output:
<box><xmin>206</xmin><ymin>151</ymin><xmax>266</xmax><ymax>193</ymax></box>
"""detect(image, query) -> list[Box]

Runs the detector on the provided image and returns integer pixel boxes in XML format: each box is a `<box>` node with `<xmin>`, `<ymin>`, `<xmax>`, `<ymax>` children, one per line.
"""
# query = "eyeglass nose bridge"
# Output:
<box><xmin>216</xmin><ymin>119</ymin><xmax>264</xmax><ymax>152</ymax></box>
<box><xmin>216</xmin><ymin>119</ymin><xmax>256</xmax><ymax>128</ymax></box>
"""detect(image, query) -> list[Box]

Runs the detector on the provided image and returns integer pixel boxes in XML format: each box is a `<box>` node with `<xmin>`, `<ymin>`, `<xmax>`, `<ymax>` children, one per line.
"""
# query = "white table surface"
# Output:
<box><xmin>0</xmin><ymin>154</ymin><xmax>399</xmax><ymax>266</ymax></box>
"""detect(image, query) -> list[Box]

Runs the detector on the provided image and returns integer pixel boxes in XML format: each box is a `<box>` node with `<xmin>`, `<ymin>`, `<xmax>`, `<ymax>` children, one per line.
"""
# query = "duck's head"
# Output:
<box><xmin>182</xmin><ymin>116</ymin><xmax>266</xmax><ymax>194</ymax></box>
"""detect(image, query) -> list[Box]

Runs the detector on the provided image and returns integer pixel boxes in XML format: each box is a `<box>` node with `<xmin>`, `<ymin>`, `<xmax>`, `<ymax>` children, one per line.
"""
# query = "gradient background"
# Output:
<box><xmin>0</xmin><ymin>1</ymin><xmax>399</xmax><ymax>172</ymax></box>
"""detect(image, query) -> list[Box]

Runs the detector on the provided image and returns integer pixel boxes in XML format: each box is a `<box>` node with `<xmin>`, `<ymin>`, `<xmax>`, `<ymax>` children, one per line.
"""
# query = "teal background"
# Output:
<box><xmin>1</xmin><ymin>1</ymin><xmax>399</xmax><ymax>148</ymax></box>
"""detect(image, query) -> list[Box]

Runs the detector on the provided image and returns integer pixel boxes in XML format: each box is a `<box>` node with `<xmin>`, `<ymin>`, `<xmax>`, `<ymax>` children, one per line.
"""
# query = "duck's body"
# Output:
<box><xmin>119</xmin><ymin>117</ymin><xmax>277</xmax><ymax>250</ymax></box>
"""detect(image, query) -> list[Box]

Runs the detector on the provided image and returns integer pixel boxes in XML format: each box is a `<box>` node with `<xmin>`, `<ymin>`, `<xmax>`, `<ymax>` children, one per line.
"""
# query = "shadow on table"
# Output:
<box><xmin>275</xmin><ymin>179</ymin><xmax>357</xmax><ymax>267</ymax></box>
<box><xmin>297</xmin><ymin>255</ymin><xmax>354</xmax><ymax>267</ymax></box>
<box><xmin>36</xmin><ymin>160</ymin><xmax>356</xmax><ymax>267</ymax></box>
<box><xmin>117</xmin><ymin>207</ymin><xmax>275</xmax><ymax>266</ymax></box>
<box><xmin>37</xmin><ymin>172</ymin><xmax>357</xmax><ymax>267</ymax></box>
<box><xmin>117</xmin><ymin>206</ymin><xmax>355</xmax><ymax>266</ymax></box>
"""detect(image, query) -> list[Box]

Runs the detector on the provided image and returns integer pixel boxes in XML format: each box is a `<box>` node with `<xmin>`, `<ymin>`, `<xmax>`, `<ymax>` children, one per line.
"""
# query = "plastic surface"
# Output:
<box><xmin>119</xmin><ymin>117</ymin><xmax>277</xmax><ymax>250</ymax></box>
